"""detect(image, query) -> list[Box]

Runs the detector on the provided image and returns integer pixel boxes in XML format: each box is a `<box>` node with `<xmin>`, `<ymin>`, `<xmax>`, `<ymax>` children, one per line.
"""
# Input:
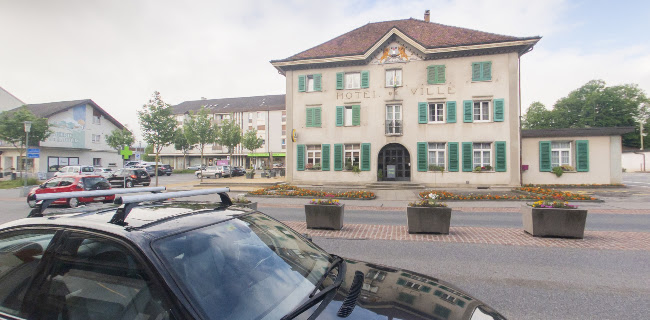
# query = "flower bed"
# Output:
<box><xmin>418</xmin><ymin>187</ymin><xmax>597</xmax><ymax>201</ymax></box>
<box><xmin>250</xmin><ymin>184</ymin><xmax>375</xmax><ymax>199</ymax></box>
<box><xmin>522</xmin><ymin>184</ymin><xmax>625</xmax><ymax>188</ymax></box>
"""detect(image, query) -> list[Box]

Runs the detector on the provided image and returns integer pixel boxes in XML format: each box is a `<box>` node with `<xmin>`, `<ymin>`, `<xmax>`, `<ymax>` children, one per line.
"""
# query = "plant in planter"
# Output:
<box><xmin>473</xmin><ymin>165</ymin><xmax>492</xmax><ymax>172</ymax></box>
<box><xmin>304</xmin><ymin>197</ymin><xmax>344</xmax><ymax>230</ymax></box>
<box><xmin>407</xmin><ymin>193</ymin><xmax>451</xmax><ymax>234</ymax></box>
<box><xmin>428</xmin><ymin>164</ymin><xmax>445</xmax><ymax>174</ymax></box>
<box><xmin>377</xmin><ymin>169</ymin><xmax>383</xmax><ymax>180</ymax></box>
<box><xmin>232</xmin><ymin>195</ymin><xmax>257</xmax><ymax>210</ymax></box>
<box><xmin>344</xmin><ymin>158</ymin><xmax>353</xmax><ymax>171</ymax></box>
<box><xmin>245</xmin><ymin>167</ymin><xmax>255</xmax><ymax>179</ymax></box>
<box><xmin>313</xmin><ymin>164</ymin><xmax>321</xmax><ymax>171</ymax></box>
<box><xmin>522</xmin><ymin>197</ymin><xmax>588</xmax><ymax>238</ymax></box>
<box><xmin>551</xmin><ymin>166</ymin><xmax>564</xmax><ymax>177</ymax></box>
<box><xmin>352</xmin><ymin>165</ymin><xmax>361</xmax><ymax>175</ymax></box>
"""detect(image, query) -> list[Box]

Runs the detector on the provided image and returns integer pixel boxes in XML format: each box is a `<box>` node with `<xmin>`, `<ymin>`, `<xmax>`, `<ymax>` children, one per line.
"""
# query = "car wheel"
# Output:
<box><xmin>68</xmin><ymin>198</ymin><xmax>79</xmax><ymax>208</ymax></box>
<box><xmin>27</xmin><ymin>198</ymin><xmax>36</xmax><ymax>208</ymax></box>
<box><xmin>166</xmin><ymin>173</ymin><xmax>171</xmax><ymax>176</ymax></box>
<box><xmin>125</xmin><ymin>180</ymin><xmax>134</xmax><ymax>188</ymax></box>
<box><xmin>143</xmin><ymin>183</ymin><xmax>150</xmax><ymax>186</ymax></box>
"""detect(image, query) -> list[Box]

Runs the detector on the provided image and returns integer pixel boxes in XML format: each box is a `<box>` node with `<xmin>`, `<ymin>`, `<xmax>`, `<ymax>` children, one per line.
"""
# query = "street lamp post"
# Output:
<box><xmin>23</xmin><ymin>121</ymin><xmax>32</xmax><ymax>191</ymax></box>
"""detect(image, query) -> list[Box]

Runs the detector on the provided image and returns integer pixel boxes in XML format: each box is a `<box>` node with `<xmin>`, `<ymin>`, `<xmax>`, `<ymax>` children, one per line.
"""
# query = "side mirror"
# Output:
<box><xmin>39</xmin><ymin>184</ymin><xmax>46</xmax><ymax>188</ymax></box>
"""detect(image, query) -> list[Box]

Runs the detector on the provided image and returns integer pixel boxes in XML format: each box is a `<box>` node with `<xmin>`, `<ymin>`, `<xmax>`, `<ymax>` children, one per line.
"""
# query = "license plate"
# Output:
<box><xmin>94</xmin><ymin>197</ymin><xmax>105</xmax><ymax>201</ymax></box>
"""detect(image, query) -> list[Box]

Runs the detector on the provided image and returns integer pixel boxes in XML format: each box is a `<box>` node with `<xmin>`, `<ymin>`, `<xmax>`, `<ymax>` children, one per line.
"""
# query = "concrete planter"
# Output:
<box><xmin>245</xmin><ymin>172</ymin><xmax>255</xmax><ymax>179</ymax></box>
<box><xmin>233</xmin><ymin>202</ymin><xmax>258</xmax><ymax>210</ymax></box>
<box><xmin>407</xmin><ymin>207</ymin><xmax>452</xmax><ymax>234</ymax></box>
<box><xmin>305</xmin><ymin>204</ymin><xmax>344</xmax><ymax>230</ymax></box>
<box><xmin>521</xmin><ymin>205</ymin><xmax>588</xmax><ymax>238</ymax></box>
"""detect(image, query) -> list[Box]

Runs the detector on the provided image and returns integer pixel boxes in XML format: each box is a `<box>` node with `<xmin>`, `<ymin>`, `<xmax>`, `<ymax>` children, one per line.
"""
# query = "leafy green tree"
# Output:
<box><xmin>143</xmin><ymin>145</ymin><xmax>155</xmax><ymax>161</ymax></box>
<box><xmin>522</xmin><ymin>102</ymin><xmax>556</xmax><ymax>129</ymax></box>
<box><xmin>215</xmin><ymin>118</ymin><xmax>241</xmax><ymax>178</ymax></box>
<box><xmin>173</xmin><ymin>128</ymin><xmax>193</xmax><ymax>168</ymax></box>
<box><xmin>183</xmin><ymin>107</ymin><xmax>216</xmax><ymax>181</ymax></box>
<box><xmin>138</xmin><ymin>91</ymin><xmax>177</xmax><ymax>186</ymax></box>
<box><xmin>105</xmin><ymin>128</ymin><xmax>135</xmax><ymax>153</ymax></box>
<box><xmin>0</xmin><ymin>107</ymin><xmax>51</xmax><ymax>170</ymax></box>
<box><xmin>241</xmin><ymin>129</ymin><xmax>263</xmax><ymax>168</ymax></box>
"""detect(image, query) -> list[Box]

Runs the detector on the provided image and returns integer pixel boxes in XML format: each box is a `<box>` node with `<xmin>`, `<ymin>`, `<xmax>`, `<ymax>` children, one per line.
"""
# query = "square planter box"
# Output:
<box><xmin>521</xmin><ymin>205</ymin><xmax>588</xmax><ymax>239</ymax></box>
<box><xmin>233</xmin><ymin>202</ymin><xmax>257</xmax><ymax>210</ymax></box>
<box><xmin>305</xmin><ymin>204</ymin><xmax>344</xmax><ymax>230</ymax></box>
<box><xmin>407</xmin><ymin>207</ymin><xmax>452</xmax><ymax>234</ymax></box>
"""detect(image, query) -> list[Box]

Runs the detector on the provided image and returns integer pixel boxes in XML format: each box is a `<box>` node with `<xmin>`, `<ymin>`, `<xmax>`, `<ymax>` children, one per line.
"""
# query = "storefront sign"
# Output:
<box><xmin>387</xmin><ymin>165</ymin><xmax>396</xmax><ymax>179</ymax></box>
<box><xmin>336</xmin><ymin>86</ymin><xmax>456</xmax><ymax>100</ymax></box>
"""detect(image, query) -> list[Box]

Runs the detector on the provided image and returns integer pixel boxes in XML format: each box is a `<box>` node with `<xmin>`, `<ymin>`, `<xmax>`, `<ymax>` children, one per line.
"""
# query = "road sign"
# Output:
<box><xmin>27</xmin><ymin>148</ymin><xmax>40</xmax><ymax>159</ymax></box>
<box><xmin>135</xmin><ymin>153</ymin><xmax>141</xmax><ymax>160</ymax></box>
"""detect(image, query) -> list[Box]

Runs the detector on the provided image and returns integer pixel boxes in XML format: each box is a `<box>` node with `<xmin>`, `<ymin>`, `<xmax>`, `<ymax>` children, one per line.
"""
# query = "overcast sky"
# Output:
<box><xmin>1</xmin><ymin>0</ymin><xmax>648</xmax><ymax>139</ymax></box>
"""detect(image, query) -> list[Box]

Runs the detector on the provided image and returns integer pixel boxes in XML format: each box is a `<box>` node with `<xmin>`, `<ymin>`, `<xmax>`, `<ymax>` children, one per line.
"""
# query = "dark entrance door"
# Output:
<box><xmin>377</xmin><ymin>143</ymin><xmax>411</xmax><ymax>181</ymax></box>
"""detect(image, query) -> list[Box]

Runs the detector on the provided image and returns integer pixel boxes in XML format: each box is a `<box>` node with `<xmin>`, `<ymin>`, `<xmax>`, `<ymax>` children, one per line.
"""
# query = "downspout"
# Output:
<box><xmin>633</xmin><ymin>151</ymin><xmax>646</xmax><ymax>172</ymax></box>
<box><xmin>518</xmin><ymin>56</ymin><xmax>523</xmax><ymax>186</ymax></box>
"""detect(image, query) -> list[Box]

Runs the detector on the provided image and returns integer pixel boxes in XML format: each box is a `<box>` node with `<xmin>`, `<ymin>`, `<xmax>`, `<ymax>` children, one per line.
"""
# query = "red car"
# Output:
<box><xmin>27</xmin><ymin>175</ymin><xmax>115</xmax><ymax>208</ymax></box>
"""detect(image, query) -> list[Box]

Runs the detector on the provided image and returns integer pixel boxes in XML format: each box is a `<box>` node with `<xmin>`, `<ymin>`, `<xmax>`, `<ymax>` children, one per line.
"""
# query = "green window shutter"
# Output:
<box><xmin>448</xmin><ymin>142</ymin><xmax>459</xmax><ymax>172</ymax></box>
<box><xmin>463</xmin><ymin>100</ymin><xmax>473</xmax><ymax>123</ymax></box>
<box><xmin>446</xmin><ymin>101</ymin><xmax>456</xmax><ymax>123</ymax></box>
<box><xmin>418</xmin><ymin>102</ymin><xmax>428</xmax><ymax>124</ymax></box>
<box><xmin>297</xmin><ymin>144</ymin><xmax>305</xmax><ymax>171</ymax></box>
<box><xmin>417</xmin><ymin>142</ymin><xmax>427</xmax><ymax>172</ymax></box>
<box><xmin>336</xmin><ymin>106</ymin><xmax>344</xmax><ymax>127</ymax></box>
<box><xmin>495</xmin><ymin>141</ymin><xmax>506</xmax><ymax>172</ymax></box>
<box><xmin>436</xmin><ymin>65</ymin><xmax>446</xmax><ymax>83</ymax></box>
<box><xmin>314</xmin><ymin>107</ymin><xmax>322</xmax><ymax>127</ymax></box>
<box><xmin>483</xmin><ymin>61</ymin><xmax>492</xmax><ymax>80</ymax></box>
<box><xmin>539</xmin><ymin>141</ymin><xmax>551</xmax><ymax>172</ymax></box>
<box><xmin>313</xmin><ymin>74</ymin><xmax>322</xmax><ymax>91</ymax></box>
<box><xmin>361</xmin><ymin>143</ymin><xmax>371</xmax><ymax>171</ymax></box>
<box><xmin>462</xmin><ymin>142</ymin><xmax>473</xmax><ymax>172</ymax></box>
<box><xmin>576</xmin><ymin>140</ymin><xmax>589</xmax><ymax>172</ymax></box>
<box><xmin>334</xmin><ymin>144</ymin><xmax>343</xmax><ymax>171</ymax></box>
<box><xmin>361</xmin><ymin>71</ymin><xmax>370</xmax><ymax>88</ymax></box>
<box><xmin>493</xmin><ymin>99</ymin><xmax>504</xmax><ymax>122</ymax></box>
<box><xmin>472</xmin><ymin>63</ymin><xmax>481</xmax><ymax>81</ymax></box>
<box><xmin>322</xmin><ymin>144</ymin><xmax>330</xmax><ymax>171</ymax></box>
<box><xmin>336</xmin><ymin>72</ymin><xmax>344</xmax><ymax>90</ymax></box>
<box><xmin>298</xmin><ymin>75</ymin><xmax>306</xmax><ymax>92</ymax></box>
<box><xmin>427</xmin><ymin>66</ymin><xmax>435</xmax><ymax>84</ymax></box>
<box><xmin>352</xmin><ymin>105</ymin><xmax>361</xmax><ymax>126</ymax></box>
<box><xmin>306</xmin><ymin>108</ymin><xmax>314</xmax><ymax>127</ymax></box>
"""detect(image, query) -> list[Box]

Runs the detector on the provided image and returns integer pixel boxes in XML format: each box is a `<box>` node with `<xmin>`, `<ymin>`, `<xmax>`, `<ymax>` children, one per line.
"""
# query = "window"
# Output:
<box><xmin>428</xmin><ymin>143</ymin><xmax>445</xmax><ymax>169</ymax></box>
<box><xmin>473</xmin><ymin>101</ymin><xmax>490</xmax><ymax>121</ymax></box>
<box><xmin>281</xmin><ymin>138</ymin><xmax>286</xmax><ymax>149</ymax></box>
<box><xmin>366</xmin><ymin>270</ymin><xmax>386</xmax><ymax>281</ymax></box>
<box><xmin>306</xmin><ymin>145</ymin><xmax>321</xmax><ymax>170</ymax></box>
<box><xmin>344</xmin><ymin>144</ymin><xmax>360</xmax><ymax>169</ymax></box>
<box><xmin>93</xmin><ymin>158</ymin><xmax>101</xmax><ymax>166</ymax></box>
<box><xmin>248</xmin><ymin>113</ymin><xmax>253</xmax><ymax>123</ymax></box>
<box><xmin>92</xmin><ymin>109</ymin><xmax>101</xmax><ymax>124</ymax></box>
<box><xmin>336</xmin><ymin>105</ymin><xmax>360</xmax><ymax>127</ymax></box>
<box><xmin>551</xmin><ymin>141</ymin><xmax>571</xmax><ymax>167</ymax></box>
<box><xmin>427</xmin><ymin>65</ymin><xmax>446</xmax><ymax>84</ymax></box>
<box><xmin>472</xmin><ymin>61</ymin><xmax>492</xmax><ymax>81</ymax></box>
<box><xmin>92</xmin><ymin>134</ymin><xmax>101</xmax><ymax>143</ymax></box>
<box><xmin>385</xmin><ymin>105</ymin><xmax>401</xmax><ymax>135</ymax></box>
<box><xmin>0</xmin><ymin>230</ymin><xmax>57</xmax><ymax>318</ymax></box>
<box><xmin>305</xmin><ymin>107</ymin><xmax>322</xmax><ymax>127</ymax></box>
<box><xmin>473</xmin><ymin>143</ymin><xmax>492</xmax><ymax>168</ymax></box>
<box><xmin>298</xmin><ymin>74</ymin><xmax>321</xmax><ymax>92</ymax></box>
<box><xmin>345</xmin><ymin>72</ymin><xmax>361</xmax><ymax>89</ymax></box>
<box><xmin>385</xmin><ymin>69</ymin><xmax>402</xmax><ymax>87</ymax></box>
<box><xmin>344</xmin><ymin>107</ymin><xmax>353</xmax><ymax>126</ymax></box>
<box><xmin>282</xmin><ymin>111</ymin><xmax>286</xmax><ymax>123</ymax></box>
<box><xmin>37</xmin><ymin>234</ymin><xmax>173</xmax><ymax>320</ymax></box>
<box><xmin>429</xmin><ymin>103</ymin><xmax>444</xmax><ymax>122</ymax></box>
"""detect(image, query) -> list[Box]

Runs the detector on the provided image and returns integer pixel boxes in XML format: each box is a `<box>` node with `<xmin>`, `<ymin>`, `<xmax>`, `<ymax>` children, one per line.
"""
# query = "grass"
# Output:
<box><xmin>172</xmin><ymin>169</ymin><xmax>196</xmax><ymax>174</ymax></box>
<box><xmin>0</xmin><ymin>178</ymin><xmax>41</xmax><ymax>189</ymax></box>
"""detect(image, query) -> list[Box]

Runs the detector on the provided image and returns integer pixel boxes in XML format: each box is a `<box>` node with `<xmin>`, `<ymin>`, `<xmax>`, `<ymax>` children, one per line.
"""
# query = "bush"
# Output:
<box><xmin>0</xmin><ymin>178</ymin><xmax>42</xmax><ymax>189</ymax></box>
<box><xmin>173</xmin><ymin>169</ymin><xmax>195</xmax><ymax>174</ymax></box>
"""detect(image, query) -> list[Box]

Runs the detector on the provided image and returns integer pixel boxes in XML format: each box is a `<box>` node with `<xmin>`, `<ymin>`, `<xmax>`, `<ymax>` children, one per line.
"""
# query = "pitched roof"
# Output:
<box><xmin>172</xmin><ymin>94</ymin><xmax>285</xmax><ymax>115</ymax></box>
<box><xmin>10</xmin><ymin>99</ymin><xmax>125</xmax><ymax>130</ymax></box>
<box><xmin>273</xmin><ymin>18</ymin><xmax>540</xmax><ymax>63</ymax></box>
<box><xmin>522</xmin><ymin>127</ymin><xmax>635</xmax><ymax>138</ymax></box>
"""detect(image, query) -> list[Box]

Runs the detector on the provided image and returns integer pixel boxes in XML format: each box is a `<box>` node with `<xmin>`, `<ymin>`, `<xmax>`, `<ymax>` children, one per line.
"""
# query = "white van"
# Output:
<box><xmin>54</xmin><ymin>165</ymin><xmax>95</xmax><ymax>177</ymax></box>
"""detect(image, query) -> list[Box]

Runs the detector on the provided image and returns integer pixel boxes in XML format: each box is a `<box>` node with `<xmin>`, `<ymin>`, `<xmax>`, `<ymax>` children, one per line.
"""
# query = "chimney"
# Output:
<box><xmin>424</xmin><ymin>10</ymin><xmax>430</xmax><ymax>22</ymax></box>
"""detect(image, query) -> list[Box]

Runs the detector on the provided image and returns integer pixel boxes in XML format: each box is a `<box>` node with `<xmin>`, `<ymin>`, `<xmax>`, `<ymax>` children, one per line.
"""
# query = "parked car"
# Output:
<box><xmin>159</xmin><ymin>164</ymin><xmax>173</xmax><ymax>176</ymax></box>
<box><xmin>107</xmin><ymin>168</ymin><xmax>151</xmax><ymax>188</ymax></box>
<box><xmin>93</xmin><ymin>167</ymin><xmax>114</xmax><ymax>178</ymax></box>
<box><xmin>124</xmin><ymin>161</ymin><xmax>142</xmax><ymax>168</ymax></box>
<box><xmin>53</xmin><ymin>165</ymin><xmax>95</xmax><ymax>177</ymax></box>
<box><xmin>2</xmin><ymin>188</ymin><xmax>506</xmax><ymax>320</ymax></box>
<box><xmin>187</xmin><ymin>164</ymin><xmax>206</xmax><ymax>171</ymax></box>
<box><xmin>26</xmin><ymin>175</ymin><xmax>114</xmax><ymax>208</ymax></box>
<box><xmin>195</xmin><ymin>165</ymin><xmax>230</xmax><ymax>178</ymax></box>
<box><xmin>231</xmin><ymin>166</ymin><xmax>245</xmax><ymax>177</ymax></box>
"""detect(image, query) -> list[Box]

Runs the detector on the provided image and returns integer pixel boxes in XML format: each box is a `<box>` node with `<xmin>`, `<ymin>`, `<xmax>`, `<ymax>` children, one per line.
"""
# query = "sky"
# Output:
<box><xmin>1</xmin><ymin>0</ymin><xmax>649</xmax><ymax>139</ymax></box>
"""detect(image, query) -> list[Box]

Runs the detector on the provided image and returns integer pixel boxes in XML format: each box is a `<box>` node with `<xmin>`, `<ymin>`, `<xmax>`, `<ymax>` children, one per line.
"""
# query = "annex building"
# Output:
<box><xmin>272</xmin><ymin>13</ymin><xmax>627</xmax><ymax>186</ymax></box>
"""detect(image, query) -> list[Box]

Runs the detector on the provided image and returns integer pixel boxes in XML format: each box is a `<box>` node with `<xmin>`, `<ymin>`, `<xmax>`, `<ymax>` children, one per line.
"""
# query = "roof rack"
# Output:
<box><xmin>109</xmin><ymin>188</ymin><xmax>231</xmax><ymax>226</ymax></box>
<box><xmin>28</xmin><ymin>187</ymin><xmax>166</xmax><ymax>217</ymax></box>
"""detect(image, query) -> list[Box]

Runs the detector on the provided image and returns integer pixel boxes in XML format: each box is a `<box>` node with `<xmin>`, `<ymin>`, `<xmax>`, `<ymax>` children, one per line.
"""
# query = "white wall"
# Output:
<box><xmin>622</xmin><ymin>151</ymin><xmax>650</xmax><ymax>172</ymax></box>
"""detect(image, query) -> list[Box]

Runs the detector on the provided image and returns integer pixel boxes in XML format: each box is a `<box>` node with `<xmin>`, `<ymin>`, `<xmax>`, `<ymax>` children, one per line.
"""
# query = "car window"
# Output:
<box><xmin>0</xmin><ymin>230</ymin><xmax>57</xmax><ymax>318</ymax></box>
<box><xmin>82</xmin><ymin>177</ymin><xmax>111</xmax><ymax>190</ymax></box>
<box><xmin>44</xmin><ymin>178</ymin><xmax>61</xmax><ymax>188</ymax></box>
<box><xmin>154</xmin><ymin>213</ymin><xmax>331</xmax><ymax>320</ymax></box>
<box><xmin>59</xmin><ymin>178</ymin><xmax>76</xmax><ymax>187</ymax></box>
<box><xmin>35</xmin><ymin>234</ymin><xmax>174</xmax><ymax>320</ymax></box>
<box><xmin>82</xmin><ymin>167</ymin><xmax>94</xmax><ymax>173</ymax></box>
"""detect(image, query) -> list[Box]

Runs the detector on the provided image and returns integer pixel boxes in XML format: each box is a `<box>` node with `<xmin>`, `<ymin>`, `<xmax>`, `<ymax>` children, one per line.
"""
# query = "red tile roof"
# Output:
<box><xmin>274</xmin><ymin>18</ymin><xmax>539</xmax><ymax>62</ymax></box>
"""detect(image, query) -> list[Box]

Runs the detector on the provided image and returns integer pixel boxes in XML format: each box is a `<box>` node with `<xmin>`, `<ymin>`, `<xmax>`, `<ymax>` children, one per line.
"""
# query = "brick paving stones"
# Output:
<box><xmin>283</xmin><ymin>221</ymin><xmax>650</xmax><ymax>251</ymax></box>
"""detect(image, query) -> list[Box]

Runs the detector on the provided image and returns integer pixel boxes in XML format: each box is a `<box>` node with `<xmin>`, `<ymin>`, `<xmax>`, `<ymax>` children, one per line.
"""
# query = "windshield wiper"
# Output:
<box><xmin>281</xmin><ymin>255</ymin><xmax>346</xmax><ymax>320</ymax></box>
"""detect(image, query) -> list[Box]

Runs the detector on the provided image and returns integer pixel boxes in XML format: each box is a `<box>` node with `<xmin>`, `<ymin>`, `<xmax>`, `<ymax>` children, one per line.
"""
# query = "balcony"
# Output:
<box><xmin>385</xmin><ymin>120</ymin><xmax>402</xmax><ymax>135</ymax></box>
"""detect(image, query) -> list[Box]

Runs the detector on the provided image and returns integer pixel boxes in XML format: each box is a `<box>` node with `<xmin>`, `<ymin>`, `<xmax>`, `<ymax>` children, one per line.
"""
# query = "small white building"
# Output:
<box><xmin>0</xmin><ymin>86</ymin><xmax>25</xmax><ymax>112</ymax></box>
<box><xmin>622</xmin><ymin>147</ymin><xmax>650</xmax><ymax>172</ymax></box>
<box><xmin>0</xmin><ymin>99</ymin><xmax>126</xmax><ymax>178</ymax></box>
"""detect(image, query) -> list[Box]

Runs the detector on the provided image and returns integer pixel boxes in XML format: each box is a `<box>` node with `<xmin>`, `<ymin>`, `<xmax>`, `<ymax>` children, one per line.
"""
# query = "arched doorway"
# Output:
<box><xmin>377</xmin><ymin>143</ymin><xmax>411</xmax><ymax>181</ymax></box>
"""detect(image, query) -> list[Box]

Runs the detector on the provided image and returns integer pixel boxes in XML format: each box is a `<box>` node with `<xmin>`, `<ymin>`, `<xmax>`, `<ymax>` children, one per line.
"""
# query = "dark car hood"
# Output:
<box><xmin>311</xmin><ymin>258</ymin><xmax>505</xmax><ymax>320</ymax></box>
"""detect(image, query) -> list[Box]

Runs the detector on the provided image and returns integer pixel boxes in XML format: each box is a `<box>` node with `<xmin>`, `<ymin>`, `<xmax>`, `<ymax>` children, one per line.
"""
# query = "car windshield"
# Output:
<box><xmin>81</xmin><ymin>167</ymin><xmax>94</xmax><ymax>173</ymax></box>
<box><xmin>153</xmin><ymin>213</ymin><xmax>331</xmax><ymax>320</ymax></box>
<box><xmin>82</xmin><ymin>177</ymin><xmax>110</xmax><ymax>190</ymax></box>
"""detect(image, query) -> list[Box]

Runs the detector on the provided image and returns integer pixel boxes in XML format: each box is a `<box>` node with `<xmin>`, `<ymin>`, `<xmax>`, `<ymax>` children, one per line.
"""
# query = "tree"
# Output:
<box><xmin>105</xmin><ymin>128</ymin><xmax>135</xmax><ymax>153</ymax></box>
<box><xmin>0</xmin><ymin>107</ymin><xmax>51</xmax><ymax>171</ymax></box>
<box><xmin>522</xmin><ymin>102</ymin><xmax>556</xmax><ymax>129</ymax></box>
<box><xmin>215</xmin><ymin>118</ymin><xmax>241</xmax><ymax>178</ymax></box>
<box><xmin>173</xmin><ymin>128</ymin><xmax>193</xmax><ymax>169</ymax></box>
<box><xmin>143</xmin><ymin>145</ymin><xmax>155</xmax><ymax>162</ymax></box>
<box><xmin>241</xmin><ymin>129</ymin><xmax>263</xmax><ymax>168</ymax></box>
<box><xmin>138</xmin><ymin>91</ymin><xmax>177</xmax><ymax>186</ymax></box>
<box><xmin>183</xmin><ymin>107</ymin><xmax>216</xmax><ymax>181</ymax></box>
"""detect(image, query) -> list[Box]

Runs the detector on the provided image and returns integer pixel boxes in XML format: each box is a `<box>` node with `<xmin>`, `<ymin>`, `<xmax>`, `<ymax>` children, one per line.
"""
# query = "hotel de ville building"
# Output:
<box><xmin>272</xmin><ymin>12</ymin><xmax>542</xmax><ymax>187</ymax></box>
